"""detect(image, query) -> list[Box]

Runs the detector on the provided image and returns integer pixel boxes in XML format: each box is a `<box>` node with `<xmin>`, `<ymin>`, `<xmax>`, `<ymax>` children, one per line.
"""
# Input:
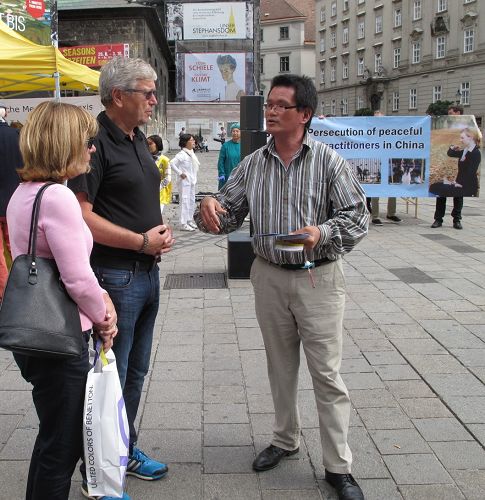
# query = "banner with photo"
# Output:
<box><xmin>166</xmin><ymin>2</ymin><xmax>252</xmax><ymax>41</ymax></box>
<box><xmin>309</xmin><ymin>115</ymin><xmax>481</xmax><ymax>198</ymax></box>
<box><xmin>0</xmin><ymin>0</ymin><xmax>53</xmax><ymax>45</ymax></box>
<box><xmin>181</xmin><ymin>52</ymin><xmax>247</xmax><ymax>102</ymax></box>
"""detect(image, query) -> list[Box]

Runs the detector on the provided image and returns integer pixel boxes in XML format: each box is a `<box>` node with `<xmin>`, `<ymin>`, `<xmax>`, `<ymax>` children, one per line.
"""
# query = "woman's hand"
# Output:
<box><xmin>93</xmin><ymin>294</ymin><xmax>118</xmax><ymax>351</ymax></box>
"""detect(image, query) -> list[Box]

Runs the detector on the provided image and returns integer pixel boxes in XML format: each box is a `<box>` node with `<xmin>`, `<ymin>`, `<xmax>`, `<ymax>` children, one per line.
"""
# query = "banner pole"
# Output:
<box><xmin>50</xmin><ymin>0</ymin><xmax>61</xmax><ymax>101</ymax></box>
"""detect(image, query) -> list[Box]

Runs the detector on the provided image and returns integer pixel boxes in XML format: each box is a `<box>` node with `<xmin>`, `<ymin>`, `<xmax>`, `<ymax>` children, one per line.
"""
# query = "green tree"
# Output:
<box><xmin>426</xmin><ymin>100</ymin><xmax>454</xmax><ymax>116</ymax></box>
<box><xmin>354</xmin><ymin>108</ymin><xmax>374</xmax><ymax>116</ymax></box>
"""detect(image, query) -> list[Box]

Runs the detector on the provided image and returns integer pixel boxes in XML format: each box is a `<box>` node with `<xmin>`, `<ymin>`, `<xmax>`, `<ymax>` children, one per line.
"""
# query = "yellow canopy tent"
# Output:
<box><xmin>0</xmin><ymin>21</ymin><xmax>100</xmax><ymax>96</ymax></box>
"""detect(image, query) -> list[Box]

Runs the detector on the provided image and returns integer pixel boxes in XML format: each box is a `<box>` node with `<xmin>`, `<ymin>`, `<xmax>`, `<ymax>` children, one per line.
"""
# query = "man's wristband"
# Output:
<box><xmin>138</xmin><ymin>232</ymin><xmax>149</xmax><ymax>253</ymax></box>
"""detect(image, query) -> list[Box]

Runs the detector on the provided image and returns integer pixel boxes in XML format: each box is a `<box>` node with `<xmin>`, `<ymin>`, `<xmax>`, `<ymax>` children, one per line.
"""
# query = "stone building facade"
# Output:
<box><xmin>260</xmin><ymin>0</ymin><xmax>315</xmax><ymax>99</ymax></box>
<box><xmin>316</xmin><ymin>0</ymin><xmax>485</xmax><ymax>125</ymax></box>
<box><xmin>58</xmin><ymin>0</ymin><xmax>174</xmax><ymax>139</ymax></box>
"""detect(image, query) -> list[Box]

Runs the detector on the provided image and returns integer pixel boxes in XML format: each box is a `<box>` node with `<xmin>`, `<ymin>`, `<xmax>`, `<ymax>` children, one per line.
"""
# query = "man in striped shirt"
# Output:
<box><xmin>196</xmin><ymin>74</ymin><xmax>368</xmax><ymax>500</ymax></box>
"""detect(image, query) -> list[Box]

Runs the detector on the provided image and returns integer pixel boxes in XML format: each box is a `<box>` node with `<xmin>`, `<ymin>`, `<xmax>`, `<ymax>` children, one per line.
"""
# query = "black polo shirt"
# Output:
<box><xmin>69</xmin><ymin>111</ymin><xmax>161</xmax><ymax>268</ymax></box>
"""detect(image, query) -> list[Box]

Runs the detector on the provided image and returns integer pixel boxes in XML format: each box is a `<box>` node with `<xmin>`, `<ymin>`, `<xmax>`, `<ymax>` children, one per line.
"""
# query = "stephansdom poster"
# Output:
<box><xmin>309</xmin><ymin>115</ymin><xmax>481</xmax><ymax>198</ymax></box>
<box><xmin>166</xmin><ymin>2</ymin><xmax>252</xmax><ymax>41</ymax></box>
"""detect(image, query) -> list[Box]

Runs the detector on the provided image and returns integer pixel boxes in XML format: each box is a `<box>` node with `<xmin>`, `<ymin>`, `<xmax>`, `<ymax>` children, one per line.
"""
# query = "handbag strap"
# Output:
<box><xmin>27</xmin><ymin>182</ymin><xmax>56</xmax><ymax>284</ymax></box>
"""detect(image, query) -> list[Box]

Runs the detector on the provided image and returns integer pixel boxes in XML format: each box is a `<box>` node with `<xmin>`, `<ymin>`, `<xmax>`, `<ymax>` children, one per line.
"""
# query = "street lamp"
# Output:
<box><xmin>455</xmin><ymin>89</ymin><xmax>462</xmax><ymax>104</ymax></box>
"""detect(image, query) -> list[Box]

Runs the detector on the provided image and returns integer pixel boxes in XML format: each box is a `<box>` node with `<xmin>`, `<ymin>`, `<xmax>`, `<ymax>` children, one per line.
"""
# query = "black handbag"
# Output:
<box><xmin>0</xmin><ymin>182</ymin><xmax>83</xmax><ymax>358</ymax></box>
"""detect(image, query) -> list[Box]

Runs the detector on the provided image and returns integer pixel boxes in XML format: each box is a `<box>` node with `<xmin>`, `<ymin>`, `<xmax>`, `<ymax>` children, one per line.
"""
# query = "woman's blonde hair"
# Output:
<box><xmin>18</xmin><ymin>101</ymin><xmax>98</xmax><ymax>181</ymax></box>
<box><xmin>462</xmin><ymin>126</ymin><xmax>482</xmax><ymax>147</ymax></box>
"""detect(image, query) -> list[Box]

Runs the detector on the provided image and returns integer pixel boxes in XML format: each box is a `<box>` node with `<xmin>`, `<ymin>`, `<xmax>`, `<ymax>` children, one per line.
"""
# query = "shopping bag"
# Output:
<box><xmin>83</xmin><ymin>340</ymin><xmax>129</xmax><ymax>498</ymax></box>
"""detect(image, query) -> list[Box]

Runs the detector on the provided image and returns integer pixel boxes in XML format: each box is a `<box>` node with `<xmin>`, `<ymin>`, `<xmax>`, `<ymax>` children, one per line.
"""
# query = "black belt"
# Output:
<box><xmin>91</xmin><ymin>258</ymin><xmax>157</xmax><ymax>272</ymax></box>
<box><xmin>265</xmin><ymin>257</ymin><xmax>332</xmax><ymax>270</ymax></box>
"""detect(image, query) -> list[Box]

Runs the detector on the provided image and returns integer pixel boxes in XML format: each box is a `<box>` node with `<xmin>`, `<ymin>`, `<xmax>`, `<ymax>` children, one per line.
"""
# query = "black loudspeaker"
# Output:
<box><xmin>227</xmin><ymin>231</ymin><xmax>255</xmax><ymax>279</ymax></box>
<box><xmin>240</xmin><ymin>95</ymin><xmax>264</xmax><ymax>130</ymax></box>
<box><xmin>227</xmin><ymin>95</ymin><xmax>264</xmax><ymax>279</ymax></box>
<box><xmin>240</xmin><ymin>130</ymin><xmax>268</xmax><ymax>160</ymax></box>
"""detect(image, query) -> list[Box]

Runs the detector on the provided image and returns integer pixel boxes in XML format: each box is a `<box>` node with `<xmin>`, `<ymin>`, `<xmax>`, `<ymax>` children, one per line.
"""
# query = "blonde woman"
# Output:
<box><xmin>430</xmin><ymin>127</ymin><xmax>481</xmax><ymax>229</ymax></box>
<box><xmin>6</xmin><ymin>102</ymin><xmax>121</xmax><ymax>500</ymax></box>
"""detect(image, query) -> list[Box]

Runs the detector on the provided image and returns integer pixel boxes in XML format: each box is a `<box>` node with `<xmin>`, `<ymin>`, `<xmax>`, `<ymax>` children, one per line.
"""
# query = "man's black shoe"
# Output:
<box><xmin>325</xmin><ymin>471</ymin><xmax>364</xmax><ymax>500</ymax></box>
<box><xmin>431</xmin><ymin>220</ymin><xmax>442</xmax><ymax>228</ymax></box>
<box><xmin>252</xmin><ymin>444</ymin><xmax>299</xmax><ymax>471</ymax></box>
<box><xmin>453</xmin><ymin>220</ymin><xmax>463</xmax><ymax>230</ymax></box>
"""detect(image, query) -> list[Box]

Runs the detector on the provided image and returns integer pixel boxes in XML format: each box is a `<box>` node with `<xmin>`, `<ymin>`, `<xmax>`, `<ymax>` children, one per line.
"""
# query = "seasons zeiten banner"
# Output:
<box><xmin>0</xmin><ymin>0</ymin><xmax>52</xmax><ymax>45</ymax></box>
<box><xmin>166</xmin><ymin>2</ymin><xmax>252</xmax><ymax>40</ymax></box>
<box><xmin>59</xmin><ymin>44</ymin><xmax>130</xmax><ymax>68</ymax></box>
<box><xmin>309</xmin><ymin>115</ymin><xmax>481</xmax><ymax>198</ymax></box>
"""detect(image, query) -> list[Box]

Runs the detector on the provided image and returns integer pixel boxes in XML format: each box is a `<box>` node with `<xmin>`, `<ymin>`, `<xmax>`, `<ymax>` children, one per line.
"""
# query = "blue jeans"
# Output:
<box><xmin>93</xmin><ymin>264</ymin><xmax>160</xmax><ymax>448</ymax></box>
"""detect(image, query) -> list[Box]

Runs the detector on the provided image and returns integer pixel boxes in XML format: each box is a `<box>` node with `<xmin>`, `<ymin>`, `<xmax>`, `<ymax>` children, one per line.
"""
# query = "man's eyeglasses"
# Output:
<box><xmin>125</xmin><ymin>88</ymin><xmax>157</xmax><ymax>100</ymax></box>
<box><xmin>86</xmin><ymin>137</ymin><xmax>95</xmax><ymax>149</ymax></box>
<box><xmin>263</xmin><ymin>103</ymin><xmax>298</xmax><ymax>113</ymax></box>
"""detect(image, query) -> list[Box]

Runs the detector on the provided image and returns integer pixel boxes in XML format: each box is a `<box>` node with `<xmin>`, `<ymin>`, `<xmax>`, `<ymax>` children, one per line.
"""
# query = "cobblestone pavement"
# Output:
<box><xmin>1</xmin><ymin>151</ymin><xmax>485</xmax><ymax>499</ymax></box>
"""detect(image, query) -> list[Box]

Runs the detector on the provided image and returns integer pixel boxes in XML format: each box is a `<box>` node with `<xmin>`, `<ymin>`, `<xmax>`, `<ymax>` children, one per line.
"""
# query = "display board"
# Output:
<box><xmin>180</xmin><ymin>52</ymin><xmax>248</xmax><ymax>102</ymax></box>
<box><xmin>0</xmin><ymin>0</ymin><xmax>52</xmax><ymax>45</ymax></box>
<box><xmin>309</xmin><ymin>115</ymin><xmax>481</xmax><ymax>198</ymax></box>
<box><xmin>166</xmin><ymin>2</ymin><xmax>252</xmax><ymax>40</ymax></box>
<box><xmin>2</xmin><ymin>96</ymin><xmax>103</xmax><ymax>124</ymax></box>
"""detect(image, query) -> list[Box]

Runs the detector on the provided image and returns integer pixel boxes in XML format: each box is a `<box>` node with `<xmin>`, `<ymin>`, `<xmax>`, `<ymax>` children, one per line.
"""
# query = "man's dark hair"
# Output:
<box><xmin>179</xmin><ymin>133</ymin><xmax>194</xmax><ymax>148</ymax></box>
<box><xmin>269</xmin><ymin>74</ymin><xmax>317</xmax><ymax>129</ymax></box>
<box><xmin>448</xmin><ymin>104</ymin><xmax>464</xmax><ymax>115</ymax></box>
<box><xmin>148</xmin><ymin>134</ymin><xmax>163</xmax><ymax>152</ymax></box>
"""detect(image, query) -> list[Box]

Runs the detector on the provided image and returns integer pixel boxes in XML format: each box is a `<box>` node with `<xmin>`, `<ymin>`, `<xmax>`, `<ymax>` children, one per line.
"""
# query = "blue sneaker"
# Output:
<box><xmin>81</xmin><ymin>480</ymin><xmax>131</xmax><ymax>500</ymax></box>
<box><xmin>126</xmin><ymin>447</ymin><xmax>168</xmax><ymax>480</ymax></box>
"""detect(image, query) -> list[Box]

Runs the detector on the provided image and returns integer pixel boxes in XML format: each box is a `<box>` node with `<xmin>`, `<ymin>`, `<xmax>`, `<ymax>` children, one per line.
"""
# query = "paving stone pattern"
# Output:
<box><xmin>1</xmin><ymin>151</ymin><xmax>485</xmax><ymax>499</ymax></box>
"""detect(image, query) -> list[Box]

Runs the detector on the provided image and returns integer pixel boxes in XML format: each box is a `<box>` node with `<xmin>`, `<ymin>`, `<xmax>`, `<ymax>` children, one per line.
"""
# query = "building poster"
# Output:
<box><xmin>0</xmin><ymin>0</ymin><xmax>52</xmax><ymax>45</ymax></box>
<box><xmin>59</xmin><ymin>44</ymin><xmax>130</xmax><ymax>68</ymax></box>
<box><xmin>183</xmin><ymin>52</ymin><xmax>246</xmax><ymax>102</ymax></box>
<box><xmin>166</xmin><ymin>2</ymin><xmax>252</xmax><ymax>40</ymax></box>
<box><xmin>309</xmin><ymin>115</ymin><xmax>481</xmax><ymax>198</ymax></box>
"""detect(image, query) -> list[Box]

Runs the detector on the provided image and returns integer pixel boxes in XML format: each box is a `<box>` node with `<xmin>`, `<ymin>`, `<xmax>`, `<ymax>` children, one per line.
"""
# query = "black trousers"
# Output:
<box><xmin>434</xmin><ymin>196</ymin><xmax>463</xmax><ymax>222</ymax></box>
<box><xmin>14</xmin><ymin>336</ymin><xmax>89</xmax><ymax>500</ymax></box>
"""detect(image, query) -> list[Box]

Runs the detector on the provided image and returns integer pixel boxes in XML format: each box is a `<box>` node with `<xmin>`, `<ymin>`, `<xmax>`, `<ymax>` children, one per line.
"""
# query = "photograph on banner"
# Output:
<box><xmin>1</xmin><ymin>96</ymin><xmax>103</xmax><ymax>125</ymax></box>
<box><xmin>428</xmin><ymin>114</ymin><xmax>481</xmax><ymax>198</ymax></box>
<box><xmin>166</xmin><ymin>2</ymin><xmax>252</xmax><ymax>41</ymax></box>
<box><xmin>348</xmin><ymin>159</ymin><xmax>381</xmax><ymax>184</ymax></box>
<box><xmin>182</xmin><ymin>52</ymin><xmax>247</xmax><ymax>102</ymax></box>
<box><xmin>388</xmin><ymin>158</ymin><xmax>426</xmax><ymax>185</ymax></box>
<box><xmin>309</xmin><ymin>116</ymin><xmax>432</xmax><ymax>197</ymax></box>
<box><xmin>0</xmin><ymin>0</ymin><xmax>52</xmax><ymax>45</ymax></box>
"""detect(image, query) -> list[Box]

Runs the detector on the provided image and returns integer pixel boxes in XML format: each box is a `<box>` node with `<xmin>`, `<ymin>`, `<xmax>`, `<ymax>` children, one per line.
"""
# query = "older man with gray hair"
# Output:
<box><xmin>69</xmin><ymin>58</ymin><xmax>174</xmax><ymax>500</ymax></box>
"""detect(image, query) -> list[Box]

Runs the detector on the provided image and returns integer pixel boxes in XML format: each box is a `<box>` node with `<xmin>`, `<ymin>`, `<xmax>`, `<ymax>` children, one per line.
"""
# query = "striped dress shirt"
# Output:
<box><xmin>195</xmin><ymin>132</ymin><xmax>369</xmax><ymax>265</ymax></box>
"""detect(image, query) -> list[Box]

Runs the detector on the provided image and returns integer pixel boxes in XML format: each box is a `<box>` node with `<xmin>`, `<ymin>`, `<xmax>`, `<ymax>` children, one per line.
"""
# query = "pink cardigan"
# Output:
<box><xmin>7</xmin><ymin>182</ymin><xmax>106</xmax><ymax>331</ymax></box>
